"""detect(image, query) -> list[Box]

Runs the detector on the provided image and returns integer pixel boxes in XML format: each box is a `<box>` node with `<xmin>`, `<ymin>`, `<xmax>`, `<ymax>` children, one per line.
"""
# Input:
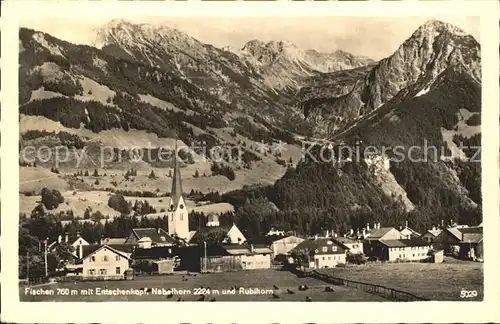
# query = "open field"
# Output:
<box><xmin>20</xmin><ymin>269</ymin><xmax>386</xmax><ymax>302</ymax></box>
<box><xmin>19</xmin><ymin>189</ymin><xmax>234</xmax><ymax>218</ymax></box>
<box><xmin>317</xmin><ymin>259</ymin><xmax>483</xmax><ymax>301</ymax></box>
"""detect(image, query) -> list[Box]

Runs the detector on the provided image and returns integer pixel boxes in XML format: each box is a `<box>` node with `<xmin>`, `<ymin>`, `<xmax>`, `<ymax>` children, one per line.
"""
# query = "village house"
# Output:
<box><xmin>124</xmin><ymin>228</ymin><xmax>177</xmax><ymax>247</ymax></box>
<box><xmin>363</xmin><ymin>226</ymin><xmax>402</xmax><ymax>257</ymax></box>
<box><xmin>377</xmin><ymin>239</ymin><xmax>432</xmax><ymax>262</ymax></box>
<box><xmin>68</xmin><ymin>244</ymin><xmax>134</xmax><ymax>279</ymax></box>
<box><xmin>291</xmin><ymin>238</ymin><xmax>347</xmax><ymax>269</ymax></box>
<box><xmin>268</xmin><ymin>235</ymin><xmax>305</xmax><ymax>258</ymax></box>
<box><xmin>266</xmin><ymin>228</ymin><xmax>286</xmax><ymax>237</ymax></box>
<box><xmin>334</xmin><ymin>237</ymin><xmax>364</xmax><ymax>255</ymax></box>
<box><xmin>201</xmin><ymin>244</ymin><xmax>273</xmax><ymax>272</ymax></box>
<box><xmin>189</xmin><ymin>223</ymin><xmax>247</xmax><ymax>245</ymax></box>
<box><xmin>48</xmin><ymin>232</ymin><xmax>90</xmax><ymax>258</ymax></box>
<box><xmin>420</xmin><ymin>227</ymin><xmax>442</xmax><ymax>243</ymax></box>
<box><xmin>399</xmin><ymin>222</ymin><xmax>421</xmax><ymax>239</ymax></box>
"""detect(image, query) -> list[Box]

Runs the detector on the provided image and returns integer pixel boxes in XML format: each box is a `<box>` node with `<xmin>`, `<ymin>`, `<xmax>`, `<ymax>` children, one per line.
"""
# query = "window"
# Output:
<box><xmin>322</xmin><ymin>257</ymin><xmax>325</xmax><ymax>260</ymax></box>
<box><xmin>328</xmin><ymin>256</ymin><xmax>331</xmax><ymax>260</ymax></box>
<box><xmin>116</xmin><ymin>267</ymin><xmax>121</xmax><ymax>274</ymax></box>
<box><xmin>180</xmin><ymin>214</ymin><xmax>183</xmax><ymax>221</ymax></box>
<box><xmin>322</xmin><ymin>247</ymin><xmax>327</xmax><ymax>252</ymax></box>
<box><xmin>332</xmin><ymin>246</ymin><xmax>337</xmax><ymax>252</ymax></box>
<box><xmin>171</xmin><ymin>214</ymin><xmax>173</xmax><ymax>221</ymax></box>
<box><xmin>103</xmin><ymin>256</ymin><xmax>109</xmax><ymax>262</ymax></box>
<box><xmin>90</xmin><ymin>256</ymin><xmax>95</xmax><ymax>262</ymax></box>
<box><xmin>413</xmin><ymin>254</ymin><xmax>415</xmax><ymax>257</ymax></box>
<box><xmin>99</xmin><ymin>269</ymin><xmax>107</xmax><ymax>275</ymax></box>
<box><xmin>88</xmin><ymin>269</ymin><xmax>96</xmax><ymax>276</ymax></box>
<box><xmin>115</xmin><ymin>255</ymin><xmax>120</xmax><ymax>261</ymax></box>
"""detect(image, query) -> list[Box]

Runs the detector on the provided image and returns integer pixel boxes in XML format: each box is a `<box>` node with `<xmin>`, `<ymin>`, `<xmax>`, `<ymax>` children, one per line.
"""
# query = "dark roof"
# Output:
<box><xmin>131</xmin><ymin>228</ymin><xmax>177</xmax><ymax>244</ymax></box>
<box><xmin>292</xmin><ymin>238</ymin><xmax>347</xmax><ymax>255</ymax></box>
<box><xmin>188</xmin><ymin>225</ymin><xmax>232</xmax><ymax>243</ymax></box>
<box><xmin>134</xmin><ymin>245</ymin><xmax>201</xmax><ymax>259</ymax></box>
<box><xmin>379</xmin><ymin>239</ymin><xmax>431</xmax><ymax>248</ymax></box>
<box><xmin>460</xmin><ymin>226</ymin><xmax>483</xmax><ymax>243</ymax></box>
<box><xmin>333</xmin><ymin>237</ymin><xmax>358</xmax><ymax>244</ymax></box>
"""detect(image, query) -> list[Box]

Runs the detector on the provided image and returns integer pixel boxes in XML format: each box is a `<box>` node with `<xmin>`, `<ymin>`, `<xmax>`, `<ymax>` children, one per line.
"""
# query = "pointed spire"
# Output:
<box><xmin>170</xmin><ymin>137</ymin><xmax>183</xmax><ymax>209</ymax></box>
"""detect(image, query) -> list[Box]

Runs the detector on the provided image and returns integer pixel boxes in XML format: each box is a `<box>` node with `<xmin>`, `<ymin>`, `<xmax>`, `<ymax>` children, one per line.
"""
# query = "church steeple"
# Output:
<box><xmin>170</xmin><ymin>138</ymin><xmax>183</xmax><ymax>209</ymax></box>
<box><xmin>167</xmin><ymin>137</ymin><xmax>189</xmax><ymax>240</ymax></box>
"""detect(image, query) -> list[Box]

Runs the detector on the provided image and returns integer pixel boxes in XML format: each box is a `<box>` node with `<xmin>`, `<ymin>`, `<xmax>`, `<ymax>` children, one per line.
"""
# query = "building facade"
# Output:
<box><xmin>79</xmin><ymin>245</ymin><xmax>132</xmax><ymax>279</ymax></box>
<box><xmin>270</xmin><ymin>235</ymin><xmax>305</xmax><ymax>257</ymax></box>
<box><xmin>292</xmin><ymin>238</ymin><xmax>347</xmax><ymax>269</ymax></box>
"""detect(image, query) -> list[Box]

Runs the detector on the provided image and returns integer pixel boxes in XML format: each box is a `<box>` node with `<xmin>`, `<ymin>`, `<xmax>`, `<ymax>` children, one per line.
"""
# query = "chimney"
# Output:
<box><xmin>79</xmin><ymin>244</ymin><xmax>83</xmax><ymax>259</ymax></box>
<box><xmin>58</xmin><ymin>235</ymin><xmax>62</xmax><ymax>244</ymax></box>
<box><xmin>441</xmin><ymin>219</ymin><xmax>444</xmax><ymax>227</ymax></box>
<box><xmin>405</xmin><ymin>220</ymin><xmax>408</xmax><ymax>228</ymax></box>
<box><xmin>362</xmin><ymin>229</ymin><xmax>366</xmax><ymax>237</ymax></box>
<box><xmin>334</xmin><ymin>233</ymin><xmax>337</xmax><ymax>238</ymax></box>
<box><xmin>250</xmin><ymin>244</ymin><xmax>254</xmax><ymax>253</ymax></box>
<box><xmin>350</xmin><ymin>229</ymin><xmax>354</xmax><ymax>235</ymax></box>
<box><xmin>314</xmin><ymin>235</ymin><xmax>318</xmax><ymax>240</ymax></box>
<box><xmin>76</xmin><ymin>231</ymin><xmax>81</xmax><ymax>238</ymax></box>
<box><xmin>325</xmin><ymin>229</ymin><xmax>329</xmax><ymax>237</ymax></box>
<box><xmin>377</xmin><ymin>223</ymin><xmax>381</xmax><ymax>229</ymax></box>
<box><xmin>366</xmin><ymin>223</ymin><xmax>370</xmax><ymax>231</ymax></box>
<box><xmin>158</xmin><ymin>228</ymin><xmax>161</xmax><ymax>234</ymax></box>
<box><xmin>65</xmin><ymin>232</ymin><xmax>69</xmax><ymax>243</ymax></box>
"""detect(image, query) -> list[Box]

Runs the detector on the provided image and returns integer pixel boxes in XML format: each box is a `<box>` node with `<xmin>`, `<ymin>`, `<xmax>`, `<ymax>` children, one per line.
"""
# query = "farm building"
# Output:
<box><xmin>434</xmin><ymin>226</ymin><xmax>483</xmax><ymax>260</ymax></box>
<box><xmin>68</xmin><ymin>244</ymin><xmax>134</xmax><ymax>279</ymax></box>
<box><xmin>200</xmin><ymin>244</ymin><xmax>272</xmax><ymax>272</ymax></box>
<box><xmin>291</xmin><ymin>238</ymin><xmax>347</xmax><ymax>269</ymax></box>
<box><xmin>134</xmin><ymin>245</ymin><xmax>201</xmax><ymax>272</ymax></box>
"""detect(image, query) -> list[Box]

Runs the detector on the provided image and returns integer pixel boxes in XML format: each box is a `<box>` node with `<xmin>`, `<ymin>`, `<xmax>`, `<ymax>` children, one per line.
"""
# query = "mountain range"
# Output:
<box><xmin>18</xmin><ymin>18</ymin><xmax>482</xmax><ymax>233</ymax></box>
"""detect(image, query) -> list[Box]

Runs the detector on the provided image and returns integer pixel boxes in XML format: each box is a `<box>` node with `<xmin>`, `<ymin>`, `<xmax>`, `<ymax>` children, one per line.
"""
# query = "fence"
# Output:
<box><xmin>311</xmin><ymin>271</ymin><xmax>429</xmax><ymax>302</ymax></box>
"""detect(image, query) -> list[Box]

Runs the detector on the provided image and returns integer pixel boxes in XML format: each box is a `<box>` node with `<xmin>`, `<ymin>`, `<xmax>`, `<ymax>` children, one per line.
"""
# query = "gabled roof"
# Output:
<box><xmin>445</xmin><ymin>227</ymin><xmax>465</xmax><ymax>241</ymax></box>
<box><xmin>77</xmin><ymin>244</ymin><xmax>133</xmax><ymax>262</ymax></box>
<box><xmin>379</xmin><ymin>238</ymin><xmax>431</xmax><ymax>248</ymax></box>
<box><xmin>400</xmin><ymin>226</ymin><xmax>421</xmax><ymax>237</ymax></box>
<box><xmin>367</xmin><ymin>227</ymin><xmax>395</xmax><ymax>239</ymax></box>
<box><xmin>292</xmin><ymin>238</ymin><xmax>347</xmax><ymax>254</ymax></box>
<box><xmin>130</xmin><ymin>228</ymin><xmax>177</xmax><ymax>244</ymax></box>
<box><xmin>423</xmin><ymin>229</ymin><xmax>442</xmax><ymax>237</ymax></box>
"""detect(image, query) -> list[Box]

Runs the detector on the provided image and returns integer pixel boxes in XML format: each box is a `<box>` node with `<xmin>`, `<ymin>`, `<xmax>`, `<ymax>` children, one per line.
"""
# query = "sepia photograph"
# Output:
<box><xmin>0</xmin><ymin>2</ymin><xmax>496</xmax><ymax>322</ymax></box>
<box><xmin>16</xmin><ymin>13</ymin><xmax>486</xmax><ymax>303</ymax></box>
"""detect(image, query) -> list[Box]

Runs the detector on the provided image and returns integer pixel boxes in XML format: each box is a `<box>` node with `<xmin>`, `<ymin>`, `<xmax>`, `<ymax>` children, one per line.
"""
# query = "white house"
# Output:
<box><xmin>49</xmin><ymin>232</ymin><xmax>90</xmax><ymax>258</ymax></box>
<box><xmin>76</xmin><ymin>244</ymin><xmax>133</xmax><ymax>279</ymax></box>
<box><xmin>420</xmin><ymin>227</ymin><xmax>442</xmax><ymax>243</ymax></box>
<box><xmin>292</xmin><ymin>238</ymin><xmax>347</xmax><ymax>269</ymax></box>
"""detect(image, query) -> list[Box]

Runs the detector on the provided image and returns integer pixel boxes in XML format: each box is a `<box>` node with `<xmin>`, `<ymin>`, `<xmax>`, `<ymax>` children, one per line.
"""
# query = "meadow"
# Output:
<box><xmin>20</xmin><ymin>269</ymin><xmax>385</xmax><ymax>302</ymax></box>
<box><xmin>317</xmin><ymin>259</ymin><xmax>483</xmax><ymax>301</ymax></box>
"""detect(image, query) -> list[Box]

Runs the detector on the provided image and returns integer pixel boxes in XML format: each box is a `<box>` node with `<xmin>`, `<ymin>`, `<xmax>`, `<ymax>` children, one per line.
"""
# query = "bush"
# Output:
<box><xmin>41</xmin><ymin>187</ymin><xmax>65</xmax><ymax>210</ymax></box>
<box><xmin>108</xmin><ymin>194</ymin><xmax>131</xmax><ymax>214</ymax></box>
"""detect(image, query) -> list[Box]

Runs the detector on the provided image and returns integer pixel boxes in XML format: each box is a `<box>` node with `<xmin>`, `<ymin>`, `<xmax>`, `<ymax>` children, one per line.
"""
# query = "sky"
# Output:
<box><xmin>21</xmin><ymin>16</ymin><xmax>480</xmax><ymax>60</ymax></box>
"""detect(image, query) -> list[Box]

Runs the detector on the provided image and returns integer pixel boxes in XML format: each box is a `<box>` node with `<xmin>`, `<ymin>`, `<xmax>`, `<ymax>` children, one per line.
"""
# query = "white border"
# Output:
<box><xmin>2</xmin><ymin>1</ymin><xmax>499</xmax><ymax>323</ymax></box>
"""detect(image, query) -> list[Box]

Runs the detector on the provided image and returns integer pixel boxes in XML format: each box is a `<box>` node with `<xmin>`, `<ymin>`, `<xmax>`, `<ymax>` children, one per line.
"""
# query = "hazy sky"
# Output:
<box><xmin>21</xmin><ymin>16</ymin><xmax>479</xmax><ymax>60</ymax></box>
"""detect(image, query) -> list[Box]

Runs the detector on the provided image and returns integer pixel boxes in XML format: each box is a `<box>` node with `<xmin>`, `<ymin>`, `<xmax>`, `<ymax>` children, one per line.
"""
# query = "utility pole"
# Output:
<box><xmin>44</xmin><ymin>238</ymin><xmax>48</xmax><ymax>278</ymax></box>
<box><xmin>26</xmin><ymin>252</ymin><xmax>30</xmax><ymax>283</ymax></box>
<box><xmin>203</xmin><ymin>240</ymin><xmax>207</xmax><ymax>273</ymax></box>
<box><xmin>132</xmin><ymin>246</ymin><xmax>136</xmax><ymax>280</ymax></box>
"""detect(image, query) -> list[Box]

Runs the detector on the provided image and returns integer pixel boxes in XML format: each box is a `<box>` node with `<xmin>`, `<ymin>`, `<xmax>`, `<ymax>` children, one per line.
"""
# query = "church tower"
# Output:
<box><xmin>167</xmin><ymin>140</ymin><xmax>189</xmax><ymax>240</ymax></box>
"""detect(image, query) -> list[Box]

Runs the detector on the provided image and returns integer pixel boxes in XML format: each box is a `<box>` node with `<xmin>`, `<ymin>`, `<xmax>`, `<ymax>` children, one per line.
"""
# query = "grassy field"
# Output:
<box><xmin>317</xmin><ymin>259</ymin><xmax>483</xmax><ymax>301</ymax></box>
<box><xmin>20</xmin><ymin>269</ymin><xmax>386</xmax><ymax>302</ymax></box>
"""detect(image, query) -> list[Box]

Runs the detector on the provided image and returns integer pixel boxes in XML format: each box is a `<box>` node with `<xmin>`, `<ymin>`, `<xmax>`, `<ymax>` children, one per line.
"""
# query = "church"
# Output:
<box><xmin>166</xmin><ymin>141</ymin><xmax>246</xmax><ymax>245</ymax></box>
